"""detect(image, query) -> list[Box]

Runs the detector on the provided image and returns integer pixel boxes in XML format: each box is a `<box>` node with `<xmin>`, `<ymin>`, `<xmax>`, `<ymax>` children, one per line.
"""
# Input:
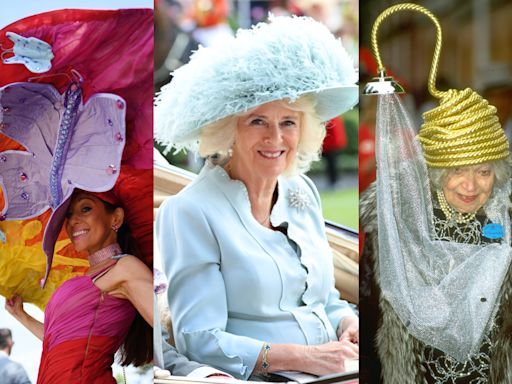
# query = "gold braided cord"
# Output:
<box><xmin>418</xmin><ymin>88</ymin><xmax>509</xmax><ymax>168</ymax></box>
<box><xmin>423</xmin><ymin>150</ymin><xmax>510</xmax><ymax>169</ymax></box>
<box><xmin>371</xmin><ymin>3</ymin><xmax>510</xmax><ymax>168</ymax></box>
<box><xmin>420</xmin><ymin>129</ymin><xmax>505</xmax><ymax>152</ymax></box>
<box><xmin>371</xmin><ymin>3</ymin><xmax>444</xmax><ymax>98</ymax></box>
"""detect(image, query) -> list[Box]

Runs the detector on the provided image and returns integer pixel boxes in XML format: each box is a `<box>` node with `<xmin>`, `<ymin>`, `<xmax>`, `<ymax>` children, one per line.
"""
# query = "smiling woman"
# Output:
<box><xmin>199</xmin><ymin>96</ymin><xmax>325</xmax><ymax>177</ymax></box>
<box><xmin>233</xmin><ymin>102</ymin><xmax>301</xmax><ymax>177</ymax></box>
<box><xmin>438</xmin><ymin>165</ymin><xmax>495</xmax><ymax>216</ymax></box>
<box><xmin>155</xmin><ymin>15</ymin><xmax>359</xmax><ymax>381</ymax></box>
<box><xmin>428</xmin><ymin>160</ymin><xmax>510</xmax><ymax>216</ymax></box>
<box><xmin>6</xmin><ymin>188</ymin><xmax>154</xmax><ymax>384</ymax></box>
<box><xmin>359</xmin><ymin>3</ymin><xmax>512</xmax><ymax>382</ymax></box>
<box><xmin>65</xmin><ymin>192</ymin><xmax>124</xmax><ymax>254</ymax></box>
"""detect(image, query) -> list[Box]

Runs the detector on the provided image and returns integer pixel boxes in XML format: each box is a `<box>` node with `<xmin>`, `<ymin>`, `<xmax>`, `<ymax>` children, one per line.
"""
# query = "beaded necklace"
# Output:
<box><xmin>436</xmin><ymin>190</ymin><xmax>476</xmax><ymax>224</ymax></box>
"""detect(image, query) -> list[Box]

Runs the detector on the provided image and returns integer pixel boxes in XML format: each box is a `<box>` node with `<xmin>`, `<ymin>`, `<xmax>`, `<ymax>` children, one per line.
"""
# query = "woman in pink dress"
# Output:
<box><xmin>6</xmin><ymin>189</ymin><xmax>153</xmax><ymax>383</ymax></box>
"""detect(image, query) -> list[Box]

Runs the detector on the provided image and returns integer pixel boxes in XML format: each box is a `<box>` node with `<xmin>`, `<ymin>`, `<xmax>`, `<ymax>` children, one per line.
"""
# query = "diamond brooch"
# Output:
<box><xmin>288</xmin><ymin>188</ymin><xmax>310</xmax><ymax>210</ymax></box>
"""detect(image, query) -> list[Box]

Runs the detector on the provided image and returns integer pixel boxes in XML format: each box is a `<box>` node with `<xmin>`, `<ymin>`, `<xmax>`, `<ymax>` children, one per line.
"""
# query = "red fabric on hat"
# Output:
<box><xmin>90</xmin><ymin>191</ymin><xmax>119</xmax><ymax>207</ymax></box>
<box><xmin>90</xmin><ymin>166</ymin><xmax>153</xmax><ymax>267</ymax></box>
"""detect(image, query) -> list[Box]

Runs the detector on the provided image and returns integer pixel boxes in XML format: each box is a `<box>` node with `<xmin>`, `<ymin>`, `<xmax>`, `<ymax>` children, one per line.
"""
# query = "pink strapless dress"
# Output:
<box><xmin>37</xmin><ymin>266</ymin><xmax>136</xmax><ymax>384</ymax></box>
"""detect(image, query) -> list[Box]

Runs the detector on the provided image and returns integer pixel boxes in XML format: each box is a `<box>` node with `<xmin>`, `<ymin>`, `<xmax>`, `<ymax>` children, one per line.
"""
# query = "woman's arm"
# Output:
<box><xmin>102</xmin><ymin>256</ymin><xmax>154</xmax><ymax>326</ymax></box>
<box><xmin>157</xmin><ymin>197</ymin><xmax>263</xmax><ymax>379</ymax></box>
<box><xmin>253</xmin><ymin>341</ymin><xmax>359</xmax><ymax>377</ymax></box>
<box><xmin>5</xmin><ymin>295</ymin><xmax>44</xmax><ymax>340</ymax></box>
<box><xmin>301</xmin><ymin>174</ymin><xmax>359</xmax><ymax>342</ymax></box>
<box><xmin>337</xmin><ymin>316</ymin><xmax>359</xmax><ymax>344</ymax></box>
<box><xmin>325</xmin><ymin>285</ymin><xmax>359</xmax><ymax>340</ymax></box>
<box><xmin>324</xmin><ymin>284</ymin><xmax>359</xmax><ymax>342</ymax></box>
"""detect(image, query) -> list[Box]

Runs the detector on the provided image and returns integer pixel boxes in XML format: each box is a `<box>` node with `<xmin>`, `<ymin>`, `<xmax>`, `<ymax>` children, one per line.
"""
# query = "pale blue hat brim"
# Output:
<box><xmin>311</xmin><ymin>85</ymin><xmax>359</xmax><ymax>121</ymax></box>
<box><xmin>173</xmin><ymin>85</ymin><xmax>359</xmax><ymax>145</ymax></box>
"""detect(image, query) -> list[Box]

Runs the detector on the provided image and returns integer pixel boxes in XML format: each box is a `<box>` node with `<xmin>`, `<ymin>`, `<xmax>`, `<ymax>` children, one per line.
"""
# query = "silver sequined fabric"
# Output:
<box><xmin>376</xmin><ymin>94</ymin><xmax>512</xmax><ymax>361</ymax></box>
<box><xmin>422</xmin><ymin>205</ymin><xmax>500</xmax><ymax>383</ymax></box>
<box><xmin>422</xmin><ymin>330</ymin><xmax>494</xmax><ymax>383</ymax></box>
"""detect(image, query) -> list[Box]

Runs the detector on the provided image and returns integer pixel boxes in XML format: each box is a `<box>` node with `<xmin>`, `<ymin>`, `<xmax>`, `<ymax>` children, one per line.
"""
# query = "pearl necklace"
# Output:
<box><xmin>436</xmin><ymin>190</ymin><xmax>476</xmax><ymax>224</ymax></box>
<box><xmin>88</xmin><ymin>243</ymin><xmax>122</xmax><ymax>267</ymax></box>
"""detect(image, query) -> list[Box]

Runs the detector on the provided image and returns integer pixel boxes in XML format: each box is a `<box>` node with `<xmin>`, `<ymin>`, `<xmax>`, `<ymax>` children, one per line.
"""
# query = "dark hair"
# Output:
<box><xmin>103</xmin><ymin>201</ymin><xmax>153</xmax><ymax>366</ymax></box>
<box><xmin>0</xmin><ymin>329</ymin><xmax>12</xmax><ymax>349</ymax></box>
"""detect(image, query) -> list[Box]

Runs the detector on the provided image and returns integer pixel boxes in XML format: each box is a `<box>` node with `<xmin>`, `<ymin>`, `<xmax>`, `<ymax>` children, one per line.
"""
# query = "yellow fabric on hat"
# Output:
<box><xmin>0</xmin><ymin>220</ymin><xmax>88</xmax><ymax>310</ymax></box>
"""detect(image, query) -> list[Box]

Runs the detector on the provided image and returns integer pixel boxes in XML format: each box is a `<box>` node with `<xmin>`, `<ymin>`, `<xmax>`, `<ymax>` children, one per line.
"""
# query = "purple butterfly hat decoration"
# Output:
<box><xmin>0</xmin><ymin>80</ymin><xmax>126</xmax><ymax>286</ymax></box>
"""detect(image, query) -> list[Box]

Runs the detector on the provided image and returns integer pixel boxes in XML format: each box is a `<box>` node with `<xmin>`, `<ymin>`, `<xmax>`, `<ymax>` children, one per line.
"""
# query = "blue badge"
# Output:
<box><xmin>482</xmin><ymin>223</ymin><xmax>504</xmax><ymax>239</ymax></box>
<box><xmin>0</xmin><ymin>230</ymin><xmax>5</xmax><ymax>244</ymax></box>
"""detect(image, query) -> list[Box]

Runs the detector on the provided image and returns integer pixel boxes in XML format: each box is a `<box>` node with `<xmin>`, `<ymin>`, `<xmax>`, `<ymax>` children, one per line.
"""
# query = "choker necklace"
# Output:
<box><xmin>88</xmin><ymin>243</ymin><xmax>122</xmax><ymax>267</ymax></box>
<box><xmin>436</xmin><ymin>190</ymin><xmax>476</xmax><ymax>224</ymax></box>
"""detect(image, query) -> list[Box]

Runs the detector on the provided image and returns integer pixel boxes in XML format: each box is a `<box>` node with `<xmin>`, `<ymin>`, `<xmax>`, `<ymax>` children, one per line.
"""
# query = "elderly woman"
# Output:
<box><xmin>155</xmin><ymin>16</ymin><xmax>359</xmax><ymax>380</ymax></box>
<box><xmin>360</xmin><ymin>6</ymin><xmax>512</xmax><ymax>382</ymax></box>
<box><xmin>360</xmin><ymin>92</ymin><xmax>512</xmax><ymax>382</ymax></box>
<box><xmin>361</xmin><ymin>154</ymin><xmax>512</xmax><ymax>383</ymax></box>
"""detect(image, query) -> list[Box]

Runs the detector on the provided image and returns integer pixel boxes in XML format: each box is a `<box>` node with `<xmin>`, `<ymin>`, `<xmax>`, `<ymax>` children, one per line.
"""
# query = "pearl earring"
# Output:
<box><xmin>111</xmin><ymin>224</ymin><xmax>119</xmax><ymax>233</ymax></box>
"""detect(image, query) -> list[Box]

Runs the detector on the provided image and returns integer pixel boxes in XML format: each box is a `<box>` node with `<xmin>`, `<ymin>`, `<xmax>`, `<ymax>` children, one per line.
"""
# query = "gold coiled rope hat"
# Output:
<box><xmin>368</xmin><ymin>3</ymin><xmax>510</xmax><ymax>168</ymax></box>
<box><xmin>419</xmin><ymin>88</ymin><xmax>509</xmax><ymax>168</ymax></box>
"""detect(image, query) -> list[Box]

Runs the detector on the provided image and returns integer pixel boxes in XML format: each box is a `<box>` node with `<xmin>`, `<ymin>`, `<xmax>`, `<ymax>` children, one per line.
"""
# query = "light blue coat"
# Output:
<box><xmin>156</xmin><ymin>163</ymin><xmax>355</xmax><ymax>380</ymax></box>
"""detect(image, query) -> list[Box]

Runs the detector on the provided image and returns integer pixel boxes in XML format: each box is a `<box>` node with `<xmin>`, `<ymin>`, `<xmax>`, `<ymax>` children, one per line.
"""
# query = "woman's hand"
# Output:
<box><xmin>5</xmin><ymin>295</ymin><xmax>44</xmax><ymax>341</ymax></box>
<box><xmin>338</xmin><ymin>316</ymin><xmax>359</xmax><ymax>344</ymax></box>
<box><xmin>256</xmin><ymin>340</ymin><xmax>359</xmax><ymax>377</ymax></box>
<box><xmin>302</xmin><ymin>341</ymin><xmax>359</xmax><ymax>376</ymax></box>
<box><xmin>5</xmin><ymin>294</ymin><xmax>26</xmax><ymax>320</ymax></box>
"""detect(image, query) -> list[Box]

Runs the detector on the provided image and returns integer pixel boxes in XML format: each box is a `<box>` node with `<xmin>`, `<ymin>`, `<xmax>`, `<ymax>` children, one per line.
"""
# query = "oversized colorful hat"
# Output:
<box><xmin>0</xmin><ymin>8</ymin><xmax>153</xmax><ymax>304</ymax></box>
<box><xmin>155</xmin><ymin>14</ymin><xmax>358</xmax><ymax>153</ymax></box>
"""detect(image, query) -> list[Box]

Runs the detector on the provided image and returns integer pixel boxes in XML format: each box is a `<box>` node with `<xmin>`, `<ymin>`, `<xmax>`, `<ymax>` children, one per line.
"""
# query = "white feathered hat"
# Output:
<box><xmin>155</xmin><ymin>15</ymin><xmax>358</xmax><ymax>152</ymax></box>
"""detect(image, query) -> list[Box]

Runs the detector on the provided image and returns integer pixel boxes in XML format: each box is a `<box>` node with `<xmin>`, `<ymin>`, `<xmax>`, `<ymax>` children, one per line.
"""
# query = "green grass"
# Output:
<box><xmin>320</xmin><ymin>188</ymin><xmax>358</xmax><ymax>230</ymax></box>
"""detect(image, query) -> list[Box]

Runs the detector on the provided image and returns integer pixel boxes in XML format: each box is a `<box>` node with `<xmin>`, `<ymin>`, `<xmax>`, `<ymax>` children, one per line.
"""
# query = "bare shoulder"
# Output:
<box><xmin>112</xmin><ymin>255</ymin><xmax>152</xmax><ymax>279</ymax></box>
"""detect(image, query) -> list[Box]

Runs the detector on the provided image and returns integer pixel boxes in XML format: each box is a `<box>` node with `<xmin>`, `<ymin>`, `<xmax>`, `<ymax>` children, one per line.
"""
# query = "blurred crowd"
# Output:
<box><xmin>155</xmin><ymin>0</ymin><xmax>358</xmax><ymax>91</ymax></box>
